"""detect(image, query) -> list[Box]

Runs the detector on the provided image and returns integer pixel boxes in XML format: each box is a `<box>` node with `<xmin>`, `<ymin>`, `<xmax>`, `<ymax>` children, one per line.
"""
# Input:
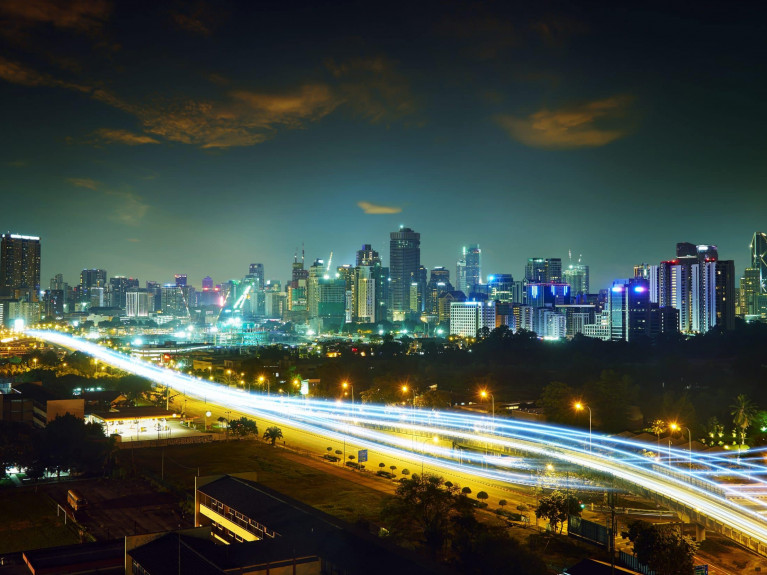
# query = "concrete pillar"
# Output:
<box><xmin>694</xmin><ymin>523</ymin><xmax>706</xmax><ymax>542</ymax></box>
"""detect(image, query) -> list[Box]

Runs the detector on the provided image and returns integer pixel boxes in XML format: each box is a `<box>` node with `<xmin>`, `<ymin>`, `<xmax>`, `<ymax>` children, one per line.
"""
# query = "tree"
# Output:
<box><xmin>228</xmin><ymin>417</ymin><xmax>258</xmax><ymax>437</ymax></box>
<box><xmin>381</xmin><ymin>474</ymin><xmax>472</xmax><ymax>556</ymax></box>
<box><xmin>379</xmin><ymin>462</ymin><xmax>386</xmax><ymax>470</ymax></box>
<box><xmin>461</xmin><ymin>486</ymin><xmax>472</xmax><ymax>495</ymax></box>
<box><xmin>650</xmin><ymin>419</ymin><xmax>666</xmax><ymax>451</ymax></box>
<box><xmin>498</xmin><ymin>499</ymin><xmax>507</xmax><ymax>508</ymax></box>
<box><xmin>476</xmin><ymin>491</ymin><xmax>489</xmax><ymax>502</ymax></box>
<box><xmin>538</xmin><ymin>382</ymin><xmax>577</xmax><ymax>424</ymax></box>
<box><xmin>731</xmin><ymin>394</ymin><xmax>758</xmax><ymax>448</ymax></box>
<box><xmin>263</xmin><ymin>426</ymin><xmax>283</xmax><ymax>446</ymax></box>
<box><xmin>534</xmin><ymin>491</ymin><xmax>581</xmax><ymax>533</ymax></box>
<box><xmin>401</xmin><ymin>469</ymin><xmax>410</xmax><ymax>476</ymax></box>
<box><xmin>389</xmin><ymin>465</ymin><xmax>397</xmax><ymax>475</ymax></box>
<box><xmin>624</xmin><ymin>520</ymin><xmax>697</xmax><ymax>575</ymax></box>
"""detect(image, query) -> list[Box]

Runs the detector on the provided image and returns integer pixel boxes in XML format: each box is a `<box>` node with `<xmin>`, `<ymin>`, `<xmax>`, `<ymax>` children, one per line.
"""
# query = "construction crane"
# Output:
<box><xmin>326</xmin><ymin>251</ymin><xmax>333</xmax><ymax>274</ymax></box>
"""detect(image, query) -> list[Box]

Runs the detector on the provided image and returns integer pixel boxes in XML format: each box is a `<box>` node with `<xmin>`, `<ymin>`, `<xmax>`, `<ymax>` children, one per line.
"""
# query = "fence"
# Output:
<box><xmin>619</xmin><ymin>551</ymin><xmax>656</xmax><ymax>575</ymax></box>
<box><xmin>117</xmin><ymin>434</ymin><xmax>214</xmax><ymax>449</ymax></box>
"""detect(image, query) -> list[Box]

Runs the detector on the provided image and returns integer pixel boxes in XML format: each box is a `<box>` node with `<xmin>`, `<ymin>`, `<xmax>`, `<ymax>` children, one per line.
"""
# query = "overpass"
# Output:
<box><xmin>28</xmin><ymin>330</ymin><xmax>767</xmax><ymax>557</ymax></box>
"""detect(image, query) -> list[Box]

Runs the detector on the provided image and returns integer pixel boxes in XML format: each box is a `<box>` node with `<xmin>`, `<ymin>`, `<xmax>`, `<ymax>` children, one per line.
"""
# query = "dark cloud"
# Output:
<box><xmin>0</xmin><ymin>0</ymin><xmax>111</xmax><ymax>34</ymax></box>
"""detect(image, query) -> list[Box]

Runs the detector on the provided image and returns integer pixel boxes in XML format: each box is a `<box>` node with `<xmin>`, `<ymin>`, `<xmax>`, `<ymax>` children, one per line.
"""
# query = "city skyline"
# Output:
<box><xmin>1</xmin><ymin>2</ymin><xmax>766</xmax><ymax>290</ymax></box>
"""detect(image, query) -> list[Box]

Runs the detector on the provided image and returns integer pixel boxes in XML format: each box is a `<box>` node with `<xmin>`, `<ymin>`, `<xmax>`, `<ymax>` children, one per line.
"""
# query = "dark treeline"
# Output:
<box><xmin>240</xmin><ymin>320</ymin><xmax>767</xmax><ymax>439</ymax></box>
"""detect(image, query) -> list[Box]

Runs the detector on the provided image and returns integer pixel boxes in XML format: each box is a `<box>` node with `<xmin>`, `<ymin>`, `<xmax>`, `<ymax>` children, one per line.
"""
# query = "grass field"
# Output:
<box><xmin>119</xmin><ymin>440</ymin><xmax>389</xmax><ymax>525</ymax></box>
<box><xmin>0</xmin><ymin>489</ymin><xmax>80</xmax><ymax>553</ymax></box>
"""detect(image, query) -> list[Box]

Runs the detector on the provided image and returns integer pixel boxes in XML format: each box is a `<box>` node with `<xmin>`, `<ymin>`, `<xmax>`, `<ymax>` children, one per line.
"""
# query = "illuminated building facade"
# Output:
<box><xmin>449</xmin><ymin>300</ymin><xmax>496</xmax><ymax>338</ymax></box>
<box><xmin>0</xmin><ymin>233</ymin><xmax>40</xmax><ymax>301</ymax></box>
<box><xmin>389</xmin><ymin>227</ymin><xmax>420</xmax><ymax>320</ymax></box>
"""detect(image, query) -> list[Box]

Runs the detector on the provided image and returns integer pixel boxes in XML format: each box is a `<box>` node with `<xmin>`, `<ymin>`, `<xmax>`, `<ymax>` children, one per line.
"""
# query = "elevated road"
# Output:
<box><xmin>29</xmin><ymin>330</ymin><xmax>767</xmax><ymax>557</ymax></box>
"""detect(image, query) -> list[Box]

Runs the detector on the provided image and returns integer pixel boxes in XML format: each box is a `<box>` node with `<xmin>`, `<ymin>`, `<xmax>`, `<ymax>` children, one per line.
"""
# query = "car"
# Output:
<box><xmin>376</xmin><ymin>470</ymin><xmax>396</xmax><ymax>479</ymax></box>
<box><xmin>322</xmin><ymin>454</ymin><xmax>340</xmax><ymax>462</ymax></box>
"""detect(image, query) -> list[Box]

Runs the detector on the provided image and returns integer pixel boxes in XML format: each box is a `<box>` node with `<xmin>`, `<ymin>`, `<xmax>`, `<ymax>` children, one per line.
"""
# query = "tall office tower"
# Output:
<box><xmin>658</xmin><ymin>243</ymin><xmax>726</xmax><ymax>333</ymax></box>
<box><xmin>202</xmin><ymin>276</ymin><xmax>214</xmax><ymax>291</ymax></box>
<box><xmin>563</xmin><ymin>264</ymin><xmax>589</xmax><ymax>297</ymax></box>
<box><xmin>525</xmin><ymin>258</ymin><xmax>547</xmax><ymax>283</ymax></box>
<box><xmin>609</xmin><ymin>278</ymin><xmax>651</xmax><ymax>341</ymax></box>
<box><xmin>751</xmin><ymin>232</ymin><xmax>767</xmax><ymax>297</ymax></box>
<box><xmin>50</xmin><ymin>273</ymin><xmax>65</xmax><ymax>291</ymax></box>
<box><xmin>125</xmin><ymin>289</ymin><xmax>152</xmax><ymax>317</ymax></box>
<box><xmin>108</xmin><ymin>276</ymin><xmax>139</xmax><ymax>309</ymax></box>
<box><xmin>306</xmin><ymin>259</ymin><xmax>326</xmax><ymax>318</ymax></box>
<box><xmin>81</xmin><ymin>269</ymin><xmax>107</xmax><ymax>289</ymax></box>
<box><xmin>525</xmin><ymin>258</ymin><xmax>562</xmax><ymax>284</ymax></box>
<box><xmin>633</xmin><ymin>264</ymin><xmax>658</xmax><ymax>303</ymax></box>
<box><xmin>456</xmin><ymin>257</ymin><xmax>467</xmax><ymax>294</ymax></box>
<box><xmin>1</xmin><ymin>233</ymin><xmax>41</xmax><ymax>301</ymax></box>
<box><xmin>244</xmin><ymin>264</ymin><xmax>265</xmax><ymax>317</ymax></box>
<box><xmin>353</xmin><ymin>265</ymin><xmax>377</xmax><ymax>323</ymax></box>
<box><xmin>353</xmin><ymin>244</ymin><xmax>387</xmax><ymax>323</ymax></box>
<box><xmin>317</xmin><ymin>274</ymin><xmax>346</xmax><ymax>327</ymax></box>
<box><xmin>80</xmin><ymin>269</ymin><xmax>107</xmax><ymax>303</ymax></box>
<box><xmin>356</xmin><ymin>244</ymin><xmax>380</xmax><ymax>266</ymax></box>
<box><xmin>174</xmin><ymin>274</ymin><xmax>187</xmax><ymax>288</ymax></box>
<box><xmin>546</xmin><ymin>258</ymin><xmax>562</xmax><ymax>283</ymax></box>
<box><xmin>425</xmin><ymin>267</ymin><xmax>452</xmax><ymax>315</ymax></box>
<box><xmin>335</xmin><ymin>265</ymin><xmax>354</xmax><ymax>323</ymax></box>
<box><xmin>146</xmin><ymin>281</ymin><xmax>162</xmax><ymax>311</ymax></box>
<box><xmin>464</xmin><ymin>245</ymin><xmax>481</xmax><ymax>293</ymax></box>
<box><xmin>486</xmin><ymin>274</ymin><xmax>514</xmax><ymax>303</ymax></box>
<box><xmin>741</xmin><ymin>267</ymin><xmax>761</xmax><ymax>316</ymax></box>
<box><xmin>389</xmin><ymin>227</ymin><xmax>420</xmax><ymax>320</ymax></box>
<box><xmin>715</xmin><ymin>260</ymin><xmax>735</xmax><ymax>330</ymax></box>
<box><xmin>450</xmin><ymin>300</ymin><xmax>496</xmax><ymax>338</ymax></box>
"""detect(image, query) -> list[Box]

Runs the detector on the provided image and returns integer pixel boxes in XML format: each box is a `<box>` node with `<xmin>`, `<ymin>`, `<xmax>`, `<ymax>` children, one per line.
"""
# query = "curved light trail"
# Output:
<box><xmin>28</xmin><ymin>330</ymin><xmax>767</xmax><ymax>556</ymax></box>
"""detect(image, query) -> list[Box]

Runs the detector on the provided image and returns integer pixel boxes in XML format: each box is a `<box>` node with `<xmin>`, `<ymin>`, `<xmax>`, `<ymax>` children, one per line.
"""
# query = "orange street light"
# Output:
<box><xmin>574</xmin><ymin>402</ymin><xmax>592</xmax><ymax>452</ymax></box>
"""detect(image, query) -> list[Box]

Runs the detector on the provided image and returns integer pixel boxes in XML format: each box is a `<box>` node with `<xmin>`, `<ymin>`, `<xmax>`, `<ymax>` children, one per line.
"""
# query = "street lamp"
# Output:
<box><xmin>342</xmin><ymin>381</ymin><xmax>354</xmax><ymax>404</ymax></box>
<box><xmin>574</xmin><ymin>402</ymin><xmax>592</xmax><ymax>453</ymax></box>
<box><xmin>480</xmin><ymin>390</ymin><xmax>494</xmax><ymax>421</ymax></box>
<box><xmin>670</xmin><ymin>422</ymin><xmax>692</xmax><ymax>472</ymax></box>
<box><xmin>258</xmin><ymin>375</ymin><xmax>270</xmax><ymax>396</ymax></box>
<box><xmin>205</xmin><ymin>410</ymin><xmax>211</xmax><ymax>431</ymax></box>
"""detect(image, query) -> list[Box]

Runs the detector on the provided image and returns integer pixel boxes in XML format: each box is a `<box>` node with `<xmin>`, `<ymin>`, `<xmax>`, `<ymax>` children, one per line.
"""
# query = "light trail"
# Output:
<box><xmin>29</xmin><ymin>330</ymin><xmax>767</xmax><ymax>555</ymax></box>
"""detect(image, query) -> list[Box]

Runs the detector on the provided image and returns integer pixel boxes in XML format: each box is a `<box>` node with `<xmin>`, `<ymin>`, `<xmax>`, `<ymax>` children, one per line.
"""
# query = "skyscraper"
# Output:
<box><xmin>389</xmin><ymin>227</ymin><xmax>420</xmax><ymax>320</ymax></box>
<box><xmin>464</xmin><ymin>245</ymin><xmax>481</xmax><ymax>293</ymax></box>
<box><xmin>751</xmin><ymin>232</ymin><xmax>767</xmax><ymax>295</ymax></box>
<box><xmin>80</xmin><ymin>269</ymin><xmax>107</xmax><ymax>303</ymax></box>
<box><xmin>563</xmin><ymin>263</ymin><xmax>589</xmax><ymax>298</ymax></box>
<box><xmin>525</xmin><ymin>258</ymin><xmax>562</xmax><ymax>284</ymax></box>
<box><xmin>1</xmin><ymin>233</ymin><xmax>41</xmax><ymax>301</ymax></box>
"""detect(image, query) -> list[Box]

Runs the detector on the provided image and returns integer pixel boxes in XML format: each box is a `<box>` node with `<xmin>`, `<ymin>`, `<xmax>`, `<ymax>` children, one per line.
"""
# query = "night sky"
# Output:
<box><xmin>1</xmin><ymin>1</ymin><xmax>766</xmax><ymax>290</ymax></box>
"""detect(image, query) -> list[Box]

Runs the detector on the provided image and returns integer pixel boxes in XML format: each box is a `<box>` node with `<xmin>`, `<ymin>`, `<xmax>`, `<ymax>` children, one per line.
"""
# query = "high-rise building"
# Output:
<box><xmin>425</xmin><ymin>267</ymin><xmax>453</xmax><ymax>314</ymax></box>
<box><xmin>126</xmin><ymin>289</ymin><xmax>152</xmax><ymax>317</ymax></box>
<box><xmin>449</xmin><ymin>300</ymin><xmax>496</xmax><ymax>338</ymax></box>
<box><xmin>463</xmin><ymin>245</ymin><xmax>481</xmax><ymax>293</ymax></box>
<box><xmin>389</xmin><ymin>227</ymin><xmax>420</xmax><ymax>320</ymax></box>
<box><xmin>606</xmin><ymin>278</ymin><xmax>651</xmax><ymax>341</ymax></box>
<box><xmin>750</xmin><ymin>232</ymin><xmax>767</xmax><ymax>298</ymax></box>
<box><xmin>352</xmin><ymin>244</ymin><xmax>387</xmax><ymax>323</ymax></box>
<box><xmin>741</xmin><ymin>267</ymin><xmax>762</xmax><ymax>317</ymax></box>
<box><xmin>658</xmin><ymin>243</ymin><xmax>729</xmax><ymax>333</ymax></box>
<box><xmin>456</xmin><ymin>258</ymin><xmax>467</xmax><ymax>295</ymax></box>
<box><xmin>202</xmin><ymin>276</ymin><xmax>214</xmax><ymax>290</ymax></box>
<box><xmin>563</xmin><ymin>264</ymin><xmax>589</xmax><ymax>297</ymax></box>
<box><xmin>356</xmin><ymin>245</ymin><xmax>380</xmax><ymax>267</ymax></box>
<box><xmin>80</xmin><ymin>269</ymin><xmax>107</xmax><ymax>304</ymax></box>
<box><xmin>486</xmin><ymin>274</ymin><xmax>514</xmax><ymax>303</ymax></box>
<box><xmin>715</xmin><ymin>260</ymin><xmax>735</xmax><ymax>330</ymax></box>
<box><xmin>108</xmin><ymin>276</ymin><xmax>139</xmax><ymax>309</ymax></box>
<box><xmin>525</xmin><ymin>258</ymin><xmax>561</xmax><ymax>284</ymax></box>
<box><xmin>1</xmin><ymin>233</ymin><xmax>41</xmax><ymax>301</ymax></box>
<box><xmin>174</xmin><ymin>274</ymin><xmax>187</xmax><ymax>288</ymax></box>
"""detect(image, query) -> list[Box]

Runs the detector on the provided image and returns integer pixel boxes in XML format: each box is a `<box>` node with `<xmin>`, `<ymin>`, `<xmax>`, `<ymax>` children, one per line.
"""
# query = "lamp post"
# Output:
<box><xmin>574</xmin><ymin>402</ymin><xmax>592</xmax><ymax>453</ymax></box>
<box><xmin>480</xmin><ymin>390</ymin><xmax>494</xmax><ymax>422</ymax></box>
<box><xmin>205</xmin><ymin>410</ymin><xmax>211</xmax><ymax>431</ymax></box>
<box><xmin>258</xmin><ymin>375</ymin><xmax>269</xmax><ymax>396</ymax></box>
<box><xmin>342</xmin><ymin>381</ymin><xmax>354</xmax><ymax>404</ymax></box>
<box><xmin>670</xmin><ymin>422</ymin><xmax>692</xmax><ymax>472</ymax></box>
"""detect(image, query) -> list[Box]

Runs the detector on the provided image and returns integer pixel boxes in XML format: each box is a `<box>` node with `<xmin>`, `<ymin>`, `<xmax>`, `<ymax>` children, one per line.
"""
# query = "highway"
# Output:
<box><xmin>28</xmin><ymin>330</ymin><xmax>767</xmax><ymax>557</ymax></box>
